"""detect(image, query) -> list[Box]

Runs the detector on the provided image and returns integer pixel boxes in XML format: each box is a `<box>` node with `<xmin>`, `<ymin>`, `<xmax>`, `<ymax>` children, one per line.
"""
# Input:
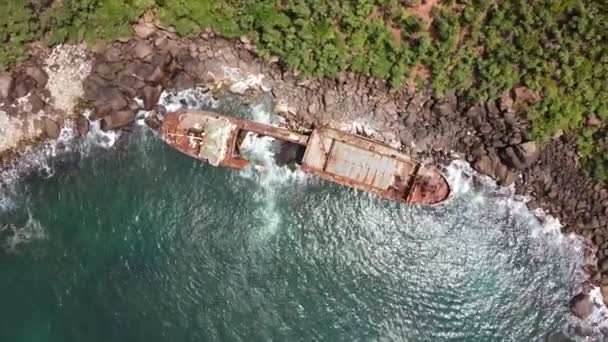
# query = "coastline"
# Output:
<box><xmin>1</xmin><ymin>15</ymin><xmax>607</xmax><ymax>329</ymax></box>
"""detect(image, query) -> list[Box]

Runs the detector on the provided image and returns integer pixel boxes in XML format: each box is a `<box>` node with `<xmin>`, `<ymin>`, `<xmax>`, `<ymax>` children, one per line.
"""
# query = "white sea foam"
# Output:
<box><xmin>1</xmin><ymin>213</ymin><xmax>47</xmax><ymax>253</ymax></box>
<box><xmin>78</xmin><ymin>111</ymin><xmax>121</xmax><ymax>150</ymax></box>
<box><xmin>237</xmin><ymin>104</ymin><xmax>307</xmax><ymax>237</ymax></box>
<box><xmin>446</xmin><ymin>159</ymin><xmax>607</xmax><ymax>340</ymax></box>
<box><xmin>0</xmin><ymin>113</ymin><xmax>121</xmax><ymax>212</ymax></box>
<box><xmin>158</xmin><ymin>88</ymin><xmax>218</xmax><ymax>113</ymax></box>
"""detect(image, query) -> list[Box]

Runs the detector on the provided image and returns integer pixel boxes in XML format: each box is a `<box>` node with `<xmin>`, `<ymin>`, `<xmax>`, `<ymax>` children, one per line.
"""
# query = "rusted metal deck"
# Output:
<box><xmin>300</xmin><ymin>127</ymin><xmax>449</xmax><ymax>204</ymax></box>
<box><xmin>161</xmin><ymin>110</ymin><xmax>450</xmax><ymax>205</ymax></box>
<box><xmin>161</xmin><ymin>110</ymin><xmax>308</xmax><ymax>169</ymax></box>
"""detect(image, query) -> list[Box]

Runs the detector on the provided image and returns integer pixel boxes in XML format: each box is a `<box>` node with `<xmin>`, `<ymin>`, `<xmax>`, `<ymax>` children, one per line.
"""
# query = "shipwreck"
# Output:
<box><xmin>161</xmin><ymin>110</ymin><xmax>450</xmax><ymax>205</ymax></box>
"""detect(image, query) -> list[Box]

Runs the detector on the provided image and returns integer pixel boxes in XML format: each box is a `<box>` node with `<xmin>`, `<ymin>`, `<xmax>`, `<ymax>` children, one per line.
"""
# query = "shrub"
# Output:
<box><xmin>0</xmin><ymin>1</ymin><xmax>39</xmax><ymax>70</ymax></box>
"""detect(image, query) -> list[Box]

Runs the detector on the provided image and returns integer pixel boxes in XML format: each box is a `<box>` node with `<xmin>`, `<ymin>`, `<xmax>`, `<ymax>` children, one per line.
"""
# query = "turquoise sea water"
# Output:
<box><xmin>0</xmin><ymin>95</ymin><xmax>583</xmax><ymax>341</ymax></box>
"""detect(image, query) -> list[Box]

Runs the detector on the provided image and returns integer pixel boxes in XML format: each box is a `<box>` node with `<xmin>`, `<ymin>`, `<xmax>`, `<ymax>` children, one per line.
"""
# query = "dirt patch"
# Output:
<box><xmin>408</xmin><ymin>0</ymin><xmax>440</xmax><ymax>30</ymax></box>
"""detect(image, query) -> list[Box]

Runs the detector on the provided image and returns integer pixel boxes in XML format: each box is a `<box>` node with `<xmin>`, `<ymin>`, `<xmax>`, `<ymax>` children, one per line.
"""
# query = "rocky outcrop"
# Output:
<box><xmin>517</xmin><ymin>135</ymin><xmax>608</xmax><ymax>290</ymax></box>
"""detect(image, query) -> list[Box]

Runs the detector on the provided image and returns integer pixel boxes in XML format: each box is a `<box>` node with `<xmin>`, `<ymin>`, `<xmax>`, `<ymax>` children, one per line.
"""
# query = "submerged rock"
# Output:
<box><xmin>144</xmin><ymin>113</ymin><xmax>162</xmax><ymax>130</ymax></box>
<box><xmin>570</xmin><ymin>293</ymin><xmax>593</xmax><ymax>320</ymax></box>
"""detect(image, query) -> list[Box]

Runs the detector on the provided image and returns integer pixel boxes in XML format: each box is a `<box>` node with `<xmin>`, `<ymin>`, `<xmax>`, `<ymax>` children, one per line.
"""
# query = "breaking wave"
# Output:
<box><xmin>1</xmin><ymin>212</ymin><xmax>46</xmax><ymax>253</ymax></box>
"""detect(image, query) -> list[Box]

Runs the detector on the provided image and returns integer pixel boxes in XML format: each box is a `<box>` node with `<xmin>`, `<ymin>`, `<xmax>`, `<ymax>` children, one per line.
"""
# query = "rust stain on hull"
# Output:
<box><xmin>161</xmin><ymin>110</ymin><xmax>450</xmax><ymax>205</ymax></box>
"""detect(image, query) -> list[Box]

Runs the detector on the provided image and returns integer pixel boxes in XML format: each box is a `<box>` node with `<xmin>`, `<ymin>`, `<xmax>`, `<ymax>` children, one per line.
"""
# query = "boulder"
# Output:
<box><xmin>485</xmin><ymin>100</ymin><xmax>500</xmax><ymax>118</ymax></box>
<box><xmin>25</xmin><ymin>66</ymin><xmax>48</xmax><ymax>88</ymax></box>
<box><xmin>13</xmin><ymin>76</ymin><xmax>35</xmax><ymax>98</ymax></box>
<box><xmin>144</xmin><ymin>113</ymin><xmax>162</xmax><ymax>130</ymax></box>
<box><xmin>101</xmin><ymin>87</ymin><xmax>128</xmax><ymax>111</ymax></box>
<box><xmin>133</xmin><ymin>22</ymin><xmax>156</xmax><ymax>39</ymax></box>
<box><xmin>171</xmin><ymin>72</ymin><xmax>195</xmax><ymax>91</ymax></box>
<box><xmin>93</xmin><ymin>62</ymin><xmax>121</xmax><ymax>80</ymax></box>
<box><xmin>466</xmin><ymin>105</ymin><xmax>486</xmax><ymax>119</ymax></box>
<box><xmin>0</xmin><ymin>73</ymin><xmax>14</xmax><ymax>99</ymax></box>
<box><xmin>82</xmin><ymin>75</ymin><xmax>109</xmax><ymax>101</ymax></box>
<box><xmin>41</xmin><ymin>116</ymin><xmax>60</xmax><ymax>139</ymax></box>
<box><xmin>100</xmin><ymin>110</ymin><xmax>136</xmax><ymax>130</ymax></box>
<box><xmin>431</xmin><ymin>102</ymin><xmax>455</xmax><ymax>117</ymax></box>
<box><xmin>142</xmin><ymin>85</ymin><xmax>162</xmax><ymax>110</ymax></box>
<box><xmin>28</xmin><ymin>92</ymin><xmax>45</xmax><ymax>113</ymax></box>
<box><xmin>570</xmin><ymin>293</ymin><xmax>593</xmax><ymax>320</ymax></box>
<box><xmin>104</xmin><ymin>47</ymin><xmax>122</xmax><ymax>63</ymax></box>
<box><xmin>473</xmin><ymin>153</ymin><xmax>516</xmax><ymax>186</ymax></box>
<box><xmin>134</xmin><ymin>41</ymin><xmax>153</xmax><ymax>60</ymax></box>
<box><xmin>144</xmin><ymin>65</ymin><xmax>166</xmax><ymax>84</ymax></box>
<box><xmin>500</xmin><ymin>141</ymin><xmax>540</xmax><ymax>170</ymax></box>
<box><xmin>76</xmin><ymin>114</ymin><xmax>90</xmax><ymax>136</ymax></box>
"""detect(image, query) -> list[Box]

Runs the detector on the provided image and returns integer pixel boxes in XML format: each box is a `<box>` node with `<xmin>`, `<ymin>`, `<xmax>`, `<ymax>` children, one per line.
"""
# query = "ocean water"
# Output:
<box><xmin>0</xmin><ymin>92</ymin><xmax>591</xmax><ymax>341</ymax></box>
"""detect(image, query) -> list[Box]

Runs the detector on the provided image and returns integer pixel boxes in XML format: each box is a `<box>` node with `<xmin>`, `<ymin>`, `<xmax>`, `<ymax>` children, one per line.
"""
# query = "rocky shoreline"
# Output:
<box><xmin>1</xmin><ymin>14</ymin><xmax>607</xmax><ymax>320</ymax></box>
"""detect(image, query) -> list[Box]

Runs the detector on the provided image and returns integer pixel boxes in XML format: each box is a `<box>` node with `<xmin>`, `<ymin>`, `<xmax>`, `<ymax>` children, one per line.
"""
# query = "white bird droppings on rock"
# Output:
<box><xmin>44</xmin><ymin>45</ymin><xmax>92</xmax><ymax>115</ymax></box>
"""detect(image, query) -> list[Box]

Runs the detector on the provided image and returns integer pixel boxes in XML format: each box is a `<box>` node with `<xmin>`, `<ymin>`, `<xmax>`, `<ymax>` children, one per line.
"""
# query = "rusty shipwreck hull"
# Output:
<box><xmin>161</xmin><ymin>110</ymin><xmax>450</xmax><ymax>205</ymax></box>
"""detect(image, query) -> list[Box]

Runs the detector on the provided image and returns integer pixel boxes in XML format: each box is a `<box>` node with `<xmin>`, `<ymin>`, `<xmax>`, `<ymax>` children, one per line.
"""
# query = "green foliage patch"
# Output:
<box><xmin>0</xmin><ymin>0</ymin><xmax>39</xmax><ymax>71</ymax></box>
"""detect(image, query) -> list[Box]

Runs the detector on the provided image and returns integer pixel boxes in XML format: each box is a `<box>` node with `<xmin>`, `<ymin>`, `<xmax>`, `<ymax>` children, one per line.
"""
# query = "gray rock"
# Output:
<box><xmin>25</xmin><ymin>66</ymin><xmax>48</xmax><ymax>88</ymax></box>
<box><xmin>473</xmin><ymin>153</ymin><xmax>515</xmax><ymax>186</ymax></box>
<box><xmin>570</xmin><ymin>293</ymin><xmax>593</xmax><ymax>320</ymax></box>
<box><xmin>171</xmin><ymin>72</ymin><xmax>195</xmax><ymax>91</ymax></box>
<box><xmin>466</xmin><ymin>105</ymin><xmax>486</xmax><ymax>119</ymax></box>
<box><xmin>41</xmin><ymin>116</ymin><xmax>60</xmax><ymax>139</ymax></box>
<box><xmin>485</xmin><ymin>100</ymin><xmax>500</xmax><ymax>117</ymax></box>
<box><xmin>479</xmin><ymin>123</ymin><xmax>492</xmax><ymax>135</ymax></box>
<box><xmin>0</xmin><ymin>73</ymin><xmax>14</xmax><ymax>99</ymax></box>
<box><xmin>142</xmin><ymin>85</ymin><xmax>162</xmax><ymax>110</ymax></box>
<box><xmin>100</xmin><ymin>110</ymin><xmax>136</xmax><ymax>130</ymax></box>
<box><xmin>76</xmin><ymin>114</ymin><xmax>90</xmax><ymax>136</ymax></box>
<box><xmin>381</xmin><ymin>100</ymin><xmax>398</xmax><ymax>118</ymax></box>
<box><xmin>104</xmin><ymin>47</ymin><xmax>122</xmax><ymax>63</ymax></box>
<box><xmin>500</xmin><ymin>141</ymin><xmax>540</xmax><ymax>170</ymax></box>
<box><xmin>144</xmin><ymin>65</ymin><xmax>166</xmax><ymax>84</ymax></box>
<box><xmin>28</xmin><ymin>92</ymin><xmax>45</xmax><ymax>113</ymax></box>
<box><xmin>134</xmin><ymin>41</ymin><xmax>153</xmax><ymax>60</ymax></box>
<box><xmin>432</xmin><ymin>102</ymin><xmax>455</xmax><ymax>117</ymax></box>
<box><xmin>133</xmin><ymin>22</ymin><xmax>156</xmax><ymax>39</ymax></box>
<box><xmin>144</xmin><ymin>113</ymin><xmax>162</xmax><ymax>130</ymax></box>
<box><xmin>473</xmin><ymin>154</ymin><xmax>494</xmax><ymax>177</ymax></box>
<box><xmin>102</xmin><ymin>87</ymin><xmax>128</xmax><ymax>111</ymax></box>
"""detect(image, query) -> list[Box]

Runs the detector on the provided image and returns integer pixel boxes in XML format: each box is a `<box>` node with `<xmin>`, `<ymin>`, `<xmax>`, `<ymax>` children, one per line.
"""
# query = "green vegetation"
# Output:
<box><xmin>0</xmin><ymin>0</ymin><xmax>607</xmax><ymax>181</ymax></box>
<box><xmin>0</xmin><ymin>1</ymin><xmax>38</xmax><ymax>69</ymax></box>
